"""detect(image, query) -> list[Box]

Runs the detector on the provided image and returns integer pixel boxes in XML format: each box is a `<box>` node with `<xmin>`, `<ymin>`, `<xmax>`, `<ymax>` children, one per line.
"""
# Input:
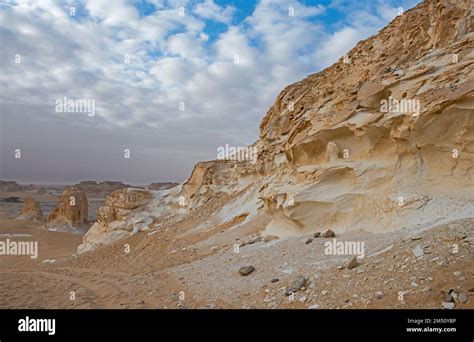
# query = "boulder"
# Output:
<box><xmin>105</xmin><ymin>188</ymin><xmax>153</xmax><ymax>210</ymax></box>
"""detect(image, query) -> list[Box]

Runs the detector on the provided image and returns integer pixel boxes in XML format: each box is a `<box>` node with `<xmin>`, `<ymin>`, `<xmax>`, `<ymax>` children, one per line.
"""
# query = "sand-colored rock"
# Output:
<box><xmin>47</xmin><ymin>187</ymin><xmax>88</xmax><ymax>233</ymax></box>
<box><xmin>16</xmin><ymin>196</ymin><xmax>45</xmax><ymax>222</ymax></box>
<box><xmin>78</xmin><ymin>188</ymin><xmax>155</xmax><ymax>251</ymax></box>
<box><xmin>82</xmin><ymin>0</ymin><xmax>474</xmax><ymax>246</ymax></box>
<box><xmin>75</xmin><ymin>180</ymin><xmax>131</xmax><ymax>198</ymax></box>
<box><xmin>105</xmin><ymin>188</ymin><xmax>153</xmax><ymax>210</ymax></box>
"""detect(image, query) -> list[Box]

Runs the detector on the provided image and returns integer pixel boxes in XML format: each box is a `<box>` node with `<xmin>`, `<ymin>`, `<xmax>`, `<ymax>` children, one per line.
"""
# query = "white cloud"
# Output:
<box><xmin>0</xmin><ymin>0</ymin><xmax>421</xmax><ymax>183</ymax></box>
<box><xmin>193</xmin><ymin>0</ymin><xmax>235</xmax><ymax>24</ymax></box>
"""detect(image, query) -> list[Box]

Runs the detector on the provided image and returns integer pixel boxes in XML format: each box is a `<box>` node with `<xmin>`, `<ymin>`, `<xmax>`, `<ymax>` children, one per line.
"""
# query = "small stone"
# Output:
<box><xmin>442</xmin><ymin>302</ymin><xmax>455</xmax><ymax>309</ymax></box>
<box><xmin>453</xmin><ymin>271</ymin><xmax>461</xmax><ymax>277</ymax></box>
<box><xmin>285</xmin><ymin>275</ymin><xmax>307</xmax><ymax>296</ymax></box>
<box><xmin>313</xmin><ymin>232</ymin><xmax>321</xmax><ymax>238</ymax></box>
<box><xmin>308</xmin><ymin>304</ymin><xmax>320</xmax><ymax>309</ymax></box>
<box><xmin>336</xmin><ymin>265</ymin><xmax>344</xmax><ymax>270</ymax></box>
<box><xmin>305</xmin><ymin>238</ymin><xmax>313</xmax><ymax>244</ymax></box>
<box><xmin>238</xmin><ymin>265</ymin><xmax>255</xmax><ymax>276</ymax></box>
<box><xmin>441</xmin><ymin>291</ymin><xmax>454</xmax><ymax>302</ymax></box>
<box><xmin>459</xmin><ymin>293</ymin><xmax>468</xmax><ymax>304</ymax></box>
<box><xmin>271</xmin><ymin>278</ymin><xmax>279</xmax><ymax>283</ymax></box>
<box><xmin>322</xmin><ymin>229</ymin><xmax>336</xmax><ymax>238</ymax></box>
<box><xmin>299</xmin><ymin>296</ymin><xmax>307</xmax><ymax>302</ymax></box>
<box><xmin>413</xmin><ymin>245</ymin><xmax>424</xmax><ymax>257</ymax></box>
<box><xmin>347</xmin><ymin>256</ymin><xmax>359</xmax><ymax>269</ymax></box>
<box><xmin>264</xmin><ymin>289</ymin><xmax>270</xmax><ymax>293</ymax></box>
<box><xmin>411</xmin><ymin>282</ymin><xmax>418</xmax><ymax>288</ymax></box>
<box><xmin>375</xmin><ymin>291</ymin><xmax>384</xmax><ymax>300</ymax></box>
<box><xmin>321</xmin><ymin>290</ymin><xmax>328</xmax><ymax>296</ymax></box>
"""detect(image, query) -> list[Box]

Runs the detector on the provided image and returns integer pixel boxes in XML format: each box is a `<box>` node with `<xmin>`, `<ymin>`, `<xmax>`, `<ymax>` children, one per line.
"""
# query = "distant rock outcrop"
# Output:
<box><xmin>16</xmin><ymin>196</ymin><xmax>45</xmax><ymax>222</ymax></box>
<box><xmin>146</xmin><ymin>182</ymin><xmax>179</xmax><ymax>191</ymax></box>
<box><xmin>0</xmin><ymin>181</ymin><xmax>23</xmax><ymax>192</ymax></box>
<box><xmin>75</xmin><ymin>181</ymin><xmax>132</xmax><ymax>198</ymax></box>
<box><xmin>47</xmin><ymin>187</ymin><xmax>88</xmax><ymax>233</ymax></box>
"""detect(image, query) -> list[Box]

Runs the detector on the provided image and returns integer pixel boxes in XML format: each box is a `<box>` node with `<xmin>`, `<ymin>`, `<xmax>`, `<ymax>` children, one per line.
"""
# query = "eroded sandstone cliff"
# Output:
<box><xmin>80</xmin><ymin>0</ymin><xmax>474</xmax><ymax>252</ymax></box>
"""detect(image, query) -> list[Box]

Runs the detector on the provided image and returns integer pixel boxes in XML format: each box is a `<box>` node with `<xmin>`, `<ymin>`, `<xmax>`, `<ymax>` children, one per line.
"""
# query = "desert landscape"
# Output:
<box><xmin>0</xmin><ymin>0</ymin><xmax>473</xmax><ymax>311</ymax></box>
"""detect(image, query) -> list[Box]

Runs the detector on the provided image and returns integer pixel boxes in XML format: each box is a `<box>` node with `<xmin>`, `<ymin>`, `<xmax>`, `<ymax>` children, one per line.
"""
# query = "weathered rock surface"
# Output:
<box><xmin>16</xmin><ymin>196</ymin><xmax>44</xmax><ymax>222</ymax></box>
<box><xmin>47</xmin><ymin>187</ymin><xmax>88</xmax><ymax>233</ymax></box>
<box><xmin>78</xmin><ymin>188</ymin><xmax>155</xmax><ymax>252</ymax></box>
<box><xmin>82</xmin><ymin>0</ymin><xmax>474</xmax><ymax>249</ymax></box>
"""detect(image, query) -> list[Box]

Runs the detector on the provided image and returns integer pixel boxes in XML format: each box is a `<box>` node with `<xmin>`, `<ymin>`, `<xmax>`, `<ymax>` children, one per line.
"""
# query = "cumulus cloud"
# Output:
<box><xmin>0</xmin><ymin>0</ymin><xmax>421</xmax><ymax>184</ymax></box>
<box><xmin>193</xmin><ymin>0</ymin><xmax>235</xmax><ymax>24</ymax></box>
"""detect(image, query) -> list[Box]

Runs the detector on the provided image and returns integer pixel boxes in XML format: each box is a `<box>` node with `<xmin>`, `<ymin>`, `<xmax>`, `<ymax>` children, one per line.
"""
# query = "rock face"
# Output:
<box><xmin>16</xmin><ymin>197</ymin><xmax>45</xmax><ymax>222</ymax></box>
<box><xmin>254</xmin><ymin>0</ymin><xmax>474</xmax><ymax>236</ymax></box>
<box><xmin>81</xmin><ymin>0</ymin><xmax>474</xmax><ymax>250</ymax></box>
<box><xmin>78</xmin><ymin>188</ymin><xmax>155</xmax><ymax>252</ymax></box>
<box><xmin>47</xmin><ymin>187</ymin><xmax>88</xmax><ymax>233</ymax></box>
<box><xmin>0</xmin><ymin>181</ymin><xmax>23</xmax><ymax>192</ymax></box>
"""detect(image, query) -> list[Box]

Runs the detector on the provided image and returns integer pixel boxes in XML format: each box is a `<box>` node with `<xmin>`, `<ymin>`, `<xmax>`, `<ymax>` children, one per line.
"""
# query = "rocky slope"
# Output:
<box><xmin>79</xmin><ymin>0</ymin><xmax>473</xmax><ymax>260</ymax></box>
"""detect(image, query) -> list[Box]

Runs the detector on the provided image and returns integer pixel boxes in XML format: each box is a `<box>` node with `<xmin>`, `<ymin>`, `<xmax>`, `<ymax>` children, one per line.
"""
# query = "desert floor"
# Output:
<box><xmin>0</xmin><ymin>202</ymin><xmax>473</xmax><ymax>309</ymax></box>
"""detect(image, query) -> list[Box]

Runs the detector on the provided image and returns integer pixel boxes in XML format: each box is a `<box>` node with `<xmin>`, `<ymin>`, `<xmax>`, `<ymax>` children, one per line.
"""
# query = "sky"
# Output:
<box><xmin>0</xmin><ymin>0</ymin><xmax>421</xmax><ymax>185</ymax></box>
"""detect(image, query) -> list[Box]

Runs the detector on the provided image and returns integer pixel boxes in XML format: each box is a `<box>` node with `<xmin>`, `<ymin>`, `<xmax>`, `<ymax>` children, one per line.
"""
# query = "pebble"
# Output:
<box><xmin>238</xmin><ymin>265</ymin><xmax>255</xmax><ymax>276</ymax></box>
<box><xmin>442</xmin><ymin>292</ymin><xmax>453</xmax><ymax>302</ymax></box>
<box><xmin>305</xmin><ymin>238</ymin><xmax>313</xmax><ymax>245</ymax></box>
<box><xmin>413</xmin><ymin>245</ymin><xmax>424</xmax><ymax>257</ymax></box>
<box><xmin>285</xmin><ymin>275</ymin><xmax>307</xmax><ymax>296</ymax></box>
<box><xmin>321</xmin><ymin>290</ymin><xmax>328</xmax><ymax>296</ymax></box>
<box><xmin>271</xmin><ymin>278</ymin><xmax>280</xmax><ymax>283</ymax></box>
<box><xmin>453</xmin><ymin>271</ymin><xmax>461</xmax><ymax>277</ymax></box>
<box><xmin>313</xmin><ymin>232</ymin><xmax>321</xmax><ymax>238</ymax></box>
<box><xmin>459</xmin><ymin>293</ymin><xmax>468</xmax><ymax>304</ymax></box>
<box><xmin>442</xmin><ymin>302</ymin><xmax>455</xmax><ymax>309</ymax></box>
<box><xmin>375</xmin><ymin>291</ymin><xmax>384</xmax><ymax>300</ymax></box>
<box><xmin>347</xmin><ymin>256</ymin><xmax>359</xmax><ymax>269</ymax></box>
<box><xmin>322</xmin><ymin>229</ymin><xmax>336</xmax><ymax>238</ymax></box>
<box><xmin>308</xmin><ymin>304</ymin><xmax>320</xmax><ymax>309</ymax></box>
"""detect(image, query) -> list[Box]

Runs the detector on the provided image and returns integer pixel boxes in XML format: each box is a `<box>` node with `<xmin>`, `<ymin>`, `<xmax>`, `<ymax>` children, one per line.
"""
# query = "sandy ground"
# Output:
<box><xmin>0</xmin><ymin>191</ymin><xmax>472</xmax><ymax>309</ymax></box>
